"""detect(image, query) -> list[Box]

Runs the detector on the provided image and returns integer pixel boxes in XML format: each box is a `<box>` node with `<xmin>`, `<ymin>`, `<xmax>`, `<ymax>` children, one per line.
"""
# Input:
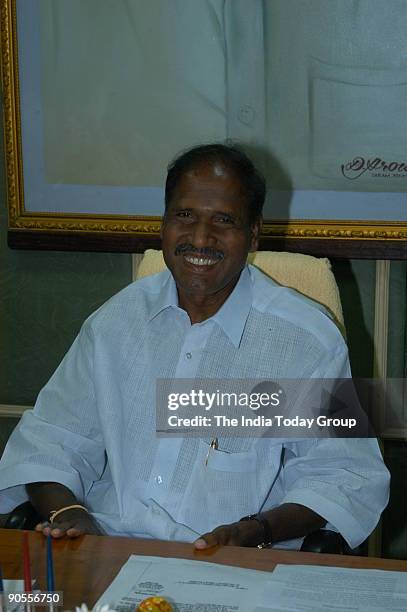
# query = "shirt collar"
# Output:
<box><xmin>148</xmin><ymin>265</ymin><xmax>253</xmax><ymax>348</ymax></box>
<box><xmin>211</xmin><ymin>265</ymin><xmax>252</xmax><ymax>347</ymax></box>
<box><xmin>147</xmin><ymin>270</ymin><xmax>179</xmax><ymax>321</ymax></box>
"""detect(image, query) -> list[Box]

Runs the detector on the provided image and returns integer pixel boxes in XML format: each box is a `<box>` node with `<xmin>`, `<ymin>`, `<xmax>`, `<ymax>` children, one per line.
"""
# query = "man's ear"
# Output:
<box><xmin>249</xmin><ymin>217</ymin><xmax>262</xmax><ymax>252</ymax></box>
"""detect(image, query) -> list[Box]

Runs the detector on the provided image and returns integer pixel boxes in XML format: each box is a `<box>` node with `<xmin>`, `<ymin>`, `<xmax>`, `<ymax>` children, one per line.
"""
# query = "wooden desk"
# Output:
<box><xmin>1</xmin><ymin>529</ymin><xmax>407</xmax><ymax>609</ymax></box>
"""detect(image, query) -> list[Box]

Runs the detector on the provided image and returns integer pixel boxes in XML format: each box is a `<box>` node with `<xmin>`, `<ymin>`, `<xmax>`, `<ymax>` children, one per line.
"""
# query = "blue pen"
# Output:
<box><xmin>46</xmin><ymin>535</ymin><xmax>55</xmax><ymax>592</ymax></box>
<box><xmin>0</xmin><ymin>563</ymin><xmax>5</xmax><ymax>612</ymax></box>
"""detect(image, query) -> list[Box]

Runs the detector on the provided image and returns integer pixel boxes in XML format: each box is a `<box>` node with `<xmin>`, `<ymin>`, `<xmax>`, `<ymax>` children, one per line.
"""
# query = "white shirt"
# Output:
<box><xmin>0</xmin><ymin>266</ymin><xmax>389</xmax><ymax>548</ymax></box>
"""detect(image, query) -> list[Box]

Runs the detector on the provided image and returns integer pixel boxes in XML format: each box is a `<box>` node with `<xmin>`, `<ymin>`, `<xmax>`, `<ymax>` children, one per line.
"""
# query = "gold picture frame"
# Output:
<box><xmin>2</xmin><ymin>0</ymin><xmax>407</xmax><ymax>257</ymax></box>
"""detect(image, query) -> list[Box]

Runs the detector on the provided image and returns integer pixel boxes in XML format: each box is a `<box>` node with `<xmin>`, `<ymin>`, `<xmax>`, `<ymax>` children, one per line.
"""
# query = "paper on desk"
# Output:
<box><xmin>95</xmin><ymin>554</ymin><xmax>270</xmax><ymax>611</ymax></box>
<box><xmin>257</xmin><ymin>564</ymin><xmax>407</xmax><ymax>612</ymax></box>
<box><xmin>2</xmin><ymin>580</ymin><xmax>27</xmax><ymax>612</ymax></box>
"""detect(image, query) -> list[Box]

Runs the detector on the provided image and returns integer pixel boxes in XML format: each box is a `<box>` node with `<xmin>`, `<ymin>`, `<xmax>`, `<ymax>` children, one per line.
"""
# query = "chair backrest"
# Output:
<box><xmin>136</xmin><ymin>249</ymin><xmax>345</xmax><ymax>333</ymax></box>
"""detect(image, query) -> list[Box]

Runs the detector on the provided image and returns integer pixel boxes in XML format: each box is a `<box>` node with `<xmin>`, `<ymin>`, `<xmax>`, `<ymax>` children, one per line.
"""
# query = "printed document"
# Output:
<box><xmin>95</xmin><ymin>557</ymin><xmax>407</xmax><ymax>612</ymax></box>
<box><xmin>95</xmin><ymin>555</ymin><xmax>269</xmax><ymax>611</ymax></box>
<box><xmin>258</xmin><ymin>564</ymin><xmax>407</xmax><ymax>612</ymax></box>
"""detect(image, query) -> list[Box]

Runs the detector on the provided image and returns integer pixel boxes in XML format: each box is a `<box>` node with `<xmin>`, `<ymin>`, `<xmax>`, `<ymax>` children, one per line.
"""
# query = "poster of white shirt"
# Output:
<box><xmin>16</xmin><ymin>0</ymin><xmax>407</xmax><ymax>221</ymax></box>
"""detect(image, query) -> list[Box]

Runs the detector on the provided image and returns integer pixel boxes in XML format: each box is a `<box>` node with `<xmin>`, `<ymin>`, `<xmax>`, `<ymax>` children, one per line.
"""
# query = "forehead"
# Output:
<box><xmin>171</xmin><ymin>161</ymin><xmax>246</xmax><ymax>208</ymax></box>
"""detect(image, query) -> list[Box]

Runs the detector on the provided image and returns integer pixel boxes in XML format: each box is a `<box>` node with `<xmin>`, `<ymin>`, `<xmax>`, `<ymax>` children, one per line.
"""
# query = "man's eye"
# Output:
<box><xmin>176</xmin><ymin>211</ymin><xmax>191</xmax><ymax>218</ymax></box>
<box><xmin>217</xmin><ymin>216</ymin><xmax>234</xmax><ymax>224</ymax></box>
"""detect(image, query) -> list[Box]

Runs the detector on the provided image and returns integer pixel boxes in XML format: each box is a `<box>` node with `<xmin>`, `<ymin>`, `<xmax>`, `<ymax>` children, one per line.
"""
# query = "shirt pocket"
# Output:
<box><xmin>174</xmin><ymin>440</ymin><xmax>260</xmax><ymax>533</ymax></box>
<box><xmin>204</xmin><ymin>442</ymin><xmax>258</xmax><ymax>472</ymax></box>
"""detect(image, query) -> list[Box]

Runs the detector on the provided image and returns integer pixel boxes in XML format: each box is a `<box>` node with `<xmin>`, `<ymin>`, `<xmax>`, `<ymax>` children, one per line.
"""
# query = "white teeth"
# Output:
<box><xmin>184</xmin><ymin>255</ymin><xmax>218</xmax><ymax>266</ymax></box>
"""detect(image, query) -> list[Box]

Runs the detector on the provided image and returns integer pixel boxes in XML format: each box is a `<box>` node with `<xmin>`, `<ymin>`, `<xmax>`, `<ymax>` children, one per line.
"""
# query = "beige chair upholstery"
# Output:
<box><xmin>136</xmin><ymin>249</ymin><xmax>345</xmax><ymax>333</ymax></box>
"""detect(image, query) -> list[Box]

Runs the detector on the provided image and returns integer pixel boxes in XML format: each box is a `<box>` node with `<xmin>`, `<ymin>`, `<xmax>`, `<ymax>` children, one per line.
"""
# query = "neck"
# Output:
<box><xmin>178</xmin><ymin>277</ymin><xmax>240</xmax><ymax>324</ymax></box>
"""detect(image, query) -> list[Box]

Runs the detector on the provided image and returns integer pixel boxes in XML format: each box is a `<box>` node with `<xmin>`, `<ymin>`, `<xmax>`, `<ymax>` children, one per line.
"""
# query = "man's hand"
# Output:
<box><xmin>194</xmin><ymin>519</ymin><xmax>263</xmax><ymax>550</ymax></box>
<box><xmin>35</xmin><ymin>507</ymin><xmax>102</xmax><ymax>538</ymax></box>
<box><xmin>194</xmin><ymin>504</ymin><xmax>327</xmax><ymax>550</ymax></box>
<box><xmin>26</xmin><ymin>481</ymin><xmax>102</xmax><ymax>538</ymax></box>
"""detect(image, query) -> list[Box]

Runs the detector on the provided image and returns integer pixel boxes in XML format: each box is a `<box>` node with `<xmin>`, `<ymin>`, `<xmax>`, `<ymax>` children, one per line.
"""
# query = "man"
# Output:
<box><xmin>0</xmin><ymin>144</ymin><xmax>389</xmax><ymax>550</ymax></box>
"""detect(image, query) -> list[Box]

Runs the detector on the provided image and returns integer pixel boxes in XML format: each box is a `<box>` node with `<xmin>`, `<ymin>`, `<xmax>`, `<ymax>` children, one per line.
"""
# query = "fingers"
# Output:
<box><xmin>194</xmin><ymin>525</ymin><xmax>238</xmax><ymax>549</ymax></box>
<box><xmin>66</xmin><ymin>527</ymin><xmax>83</xmax><ymax>538</ymax></box>
<box><xmin>194</xmin><ymin>520</ymin><xmax>262</xmax><ymax>549</ymax></box>
<box><xmin>34</xmin><ymin>520</ymin><xmax>84</xmax><ymax>538</ymax></box>
<box><xmin>35</xmin><ymin>522</ymin><xmax>57</xmax><ymax>537</ymax></box>
<box><xmin>194</xmin><ymin>536</ymin><xmax>213</xmax><ymax>550</ymax></box>
<box><xmin>51</xmin><ymin>521</ymin><xmax>84</xmax><ymax>538</ymax></box>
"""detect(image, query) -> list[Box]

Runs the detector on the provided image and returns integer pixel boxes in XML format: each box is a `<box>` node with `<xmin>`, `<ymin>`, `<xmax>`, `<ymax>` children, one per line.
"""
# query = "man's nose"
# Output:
<box><xmin>189</xmin><ymin>220</ymin><xmax>216</xmax><ymax>248</ymax></box>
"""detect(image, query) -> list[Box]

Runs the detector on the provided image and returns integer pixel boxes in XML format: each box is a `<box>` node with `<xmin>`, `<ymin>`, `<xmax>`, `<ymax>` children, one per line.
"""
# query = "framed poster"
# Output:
<box><xmin>2</xmin><ymin>0</ymin><xmax>407</xmax><ymax>257</ymax></box>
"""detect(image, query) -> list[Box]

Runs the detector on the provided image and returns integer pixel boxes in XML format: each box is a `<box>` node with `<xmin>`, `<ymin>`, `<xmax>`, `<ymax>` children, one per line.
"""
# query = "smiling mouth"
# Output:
<box><xmin>183</xmin><ymin>254</ymin><xmax>220</xmax><ymax>267</ymax></box>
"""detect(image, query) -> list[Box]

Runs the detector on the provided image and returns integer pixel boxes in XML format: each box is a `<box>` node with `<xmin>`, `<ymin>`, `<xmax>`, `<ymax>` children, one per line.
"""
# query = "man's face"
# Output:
<box><xmin>161</xmin><ymin>161</ymin><xmax>260</xmax><ymax>303</ymax></box>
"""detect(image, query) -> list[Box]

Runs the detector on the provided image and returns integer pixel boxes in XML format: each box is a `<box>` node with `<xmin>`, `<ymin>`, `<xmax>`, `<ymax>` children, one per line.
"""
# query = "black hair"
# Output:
<box><xmin>165</xmin><ymin>143</ymin><xmax>265</xmax><ymax>225</ymax></box>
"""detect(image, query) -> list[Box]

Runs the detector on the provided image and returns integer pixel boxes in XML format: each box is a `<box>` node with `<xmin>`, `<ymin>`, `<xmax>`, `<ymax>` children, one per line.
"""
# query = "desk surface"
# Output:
<box><xmin>1</xmin><ymin>529</ymin><xmax>407</xmax><ymax>609</ymax></box>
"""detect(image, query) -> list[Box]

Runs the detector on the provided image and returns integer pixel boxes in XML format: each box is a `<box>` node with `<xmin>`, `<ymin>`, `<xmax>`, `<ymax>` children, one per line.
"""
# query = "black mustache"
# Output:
<box><xmin>174</xmin><ymin>244</ymin><xmax>224</xmax><ymax>260</ymax></box>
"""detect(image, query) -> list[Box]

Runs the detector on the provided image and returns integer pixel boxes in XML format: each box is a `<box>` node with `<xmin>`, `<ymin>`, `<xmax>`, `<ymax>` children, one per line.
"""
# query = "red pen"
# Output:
<box><xmin>23</xmin><ymin>531</ymin><xmax>33</xmax><ymax>611</ymax></box>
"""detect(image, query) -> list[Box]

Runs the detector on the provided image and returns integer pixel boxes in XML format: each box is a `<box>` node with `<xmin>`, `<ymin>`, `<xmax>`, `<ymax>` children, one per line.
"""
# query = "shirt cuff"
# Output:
<box><xmin>280</xmin><ymin>488</ymin><xmax>367</xmax><ymax>549</ymax></box>
<box><xmin>0</xmin><ymin>463</ymin><xmax>85</xmax><ymax>513</ymax></box>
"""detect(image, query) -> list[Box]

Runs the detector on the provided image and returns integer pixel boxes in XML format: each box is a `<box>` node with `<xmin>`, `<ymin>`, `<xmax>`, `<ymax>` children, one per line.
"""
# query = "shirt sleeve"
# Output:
<box><xmin>280</xmin><ymin>437</ymin><xmax>390</xmax><ymax>548</ymax></box>
<box><xmin>0</xmin><ymin>323</ymin><xmax>106</xmax><ymax>513</ymax></box>
<box><xmin>280</xmin><ymin>340</ymin><xmax>390</xmax><ymax>549</ymax></box>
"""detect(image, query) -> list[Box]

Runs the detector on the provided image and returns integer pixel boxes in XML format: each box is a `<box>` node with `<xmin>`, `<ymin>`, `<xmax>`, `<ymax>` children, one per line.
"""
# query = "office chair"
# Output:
<box><xmin>136</xmin><ymin>249</ymin><xmax>345</xmax><ymax>334</ymax></box>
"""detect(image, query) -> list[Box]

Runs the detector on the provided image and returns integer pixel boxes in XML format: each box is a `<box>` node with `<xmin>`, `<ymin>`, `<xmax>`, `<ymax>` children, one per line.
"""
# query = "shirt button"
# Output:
<box><xmin>155</xmin><ymin>475</ymin><xmax>163</xmax><ymax>485</ymax></box>
<box><xmin>186</xmin><ymin>352</ymin><xmax>192</xmax><ymax>359</ymax></box>
<box><xmin>238</xmin><ymin>104</ymin><xmax>255</xmax><ymax>126</ymax></box>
